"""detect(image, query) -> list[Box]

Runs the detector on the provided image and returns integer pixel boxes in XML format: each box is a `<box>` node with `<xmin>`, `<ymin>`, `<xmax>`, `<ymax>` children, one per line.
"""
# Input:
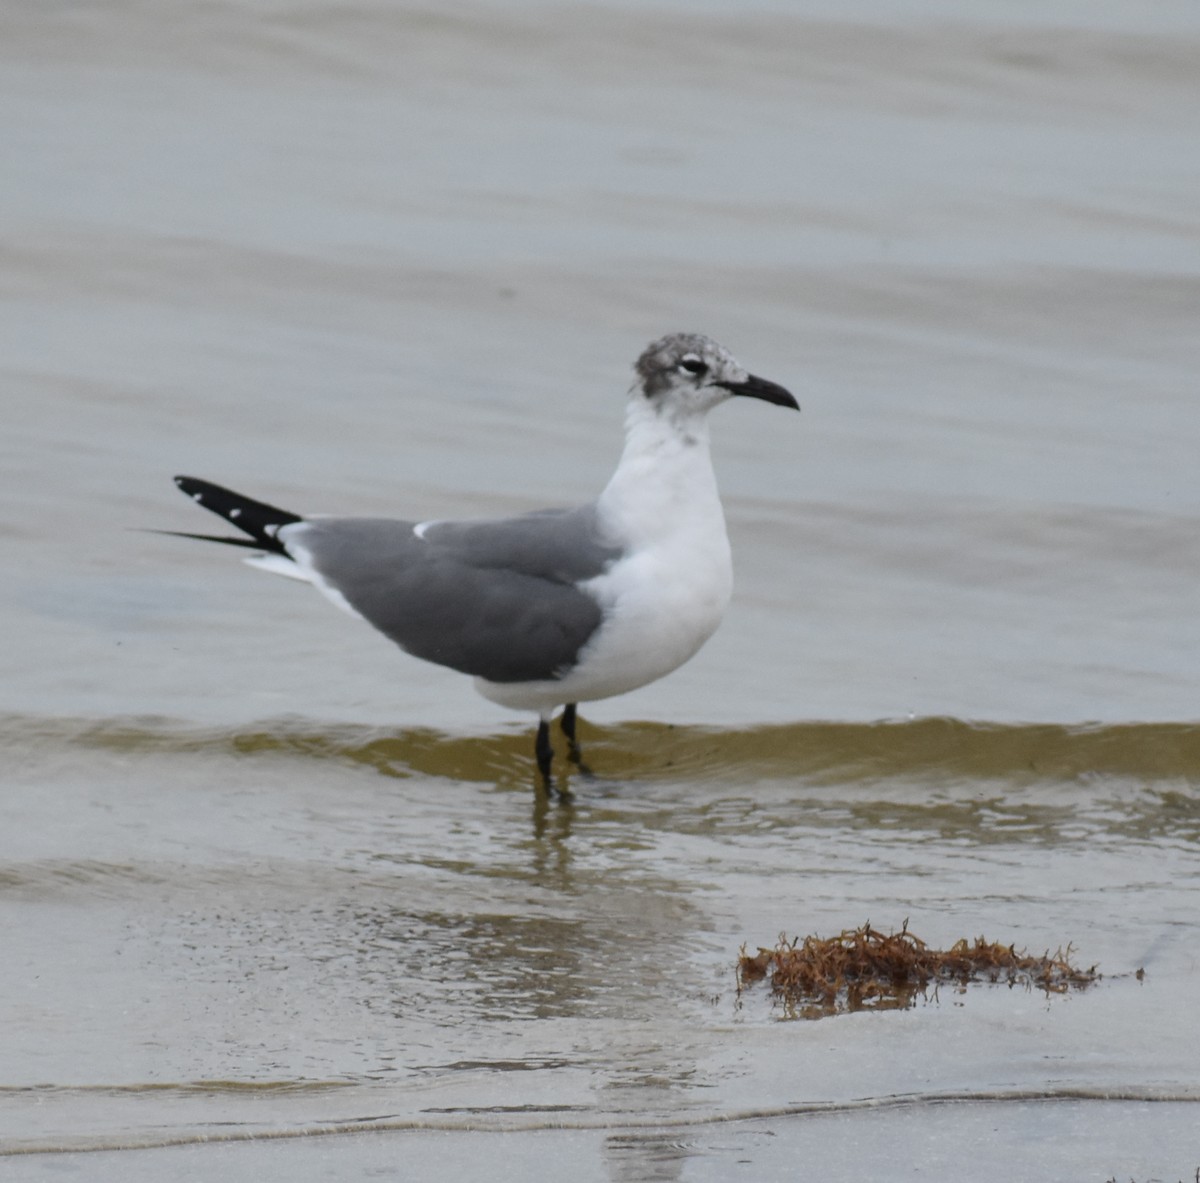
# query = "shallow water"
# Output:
<box><xmin>3</xmin><ymin>0</ymin><xmax>1200</xmax><ymax>1177</ymax></box>
<box><xmin>3</xmin><ymin>716</ymin><xmax>1199</xmax><ymax>1176</ymax></box>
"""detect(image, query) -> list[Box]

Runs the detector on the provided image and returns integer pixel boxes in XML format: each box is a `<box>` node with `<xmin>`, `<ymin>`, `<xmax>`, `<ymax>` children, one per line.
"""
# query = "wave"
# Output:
<box><xmin>3</xmin><ymin>1086</ymin><xmax>1199</xmax><ymax>1156</ymax></box>
<box><xmin>4</xmin><ymin>713</ymin><xmax>1199</xmax><ymax>785</ymax></box>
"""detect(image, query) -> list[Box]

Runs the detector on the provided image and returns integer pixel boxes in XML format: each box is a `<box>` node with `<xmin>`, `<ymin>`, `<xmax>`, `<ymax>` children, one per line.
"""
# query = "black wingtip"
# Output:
<box><xmin>174</xmin><ymin>475</ymin><xmax>209</xmax><ymax>503</ymax></box>
<box><xmin>171</xmin><ymin>475</ymin><xmax>302</xmax><ymax>555</ymax></box>
<box><xmin>175</xmin><ymin>475</ymin><xmax>218</xmax><ymax>501</ymax></box>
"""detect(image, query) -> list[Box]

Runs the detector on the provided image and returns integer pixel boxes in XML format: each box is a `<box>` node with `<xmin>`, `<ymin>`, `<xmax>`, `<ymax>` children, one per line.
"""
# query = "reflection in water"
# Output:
<box><xmin>604</xmin><ymin>1129</ymin><xmax>692</xmax><ymax>1182</ymax></box>
<box><xmin>604</xmin><ymin>1125</ymin><xmax>787</xmax><ymax>1183</ymax></box>
<box><xmin>528</xmin><ymin>783</ymin><xmax>576</xmax><ymax>885</ymax></box>
<box><xmin>342</xmin><ymin>905</ymin><xmax>685</xmax><ymax>1023</ymax></box>
<box><xmin>148</xmin><ymin>815</ymin><xmax>712</xmax><ymax>1029</ymax></box>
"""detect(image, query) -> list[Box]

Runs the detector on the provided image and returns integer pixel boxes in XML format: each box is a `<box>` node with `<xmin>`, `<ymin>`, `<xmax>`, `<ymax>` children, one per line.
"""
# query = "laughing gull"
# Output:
<box><xmin>168</xmin><ymin>333</ymin><xmax>798</xmax><ymax>781</ymax></box>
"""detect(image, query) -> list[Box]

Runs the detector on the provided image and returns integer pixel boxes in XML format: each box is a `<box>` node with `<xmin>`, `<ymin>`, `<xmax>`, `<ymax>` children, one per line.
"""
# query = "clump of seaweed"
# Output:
<box><xmin>737</xmin><ymin>921</ymin><xmax>1099</xmax><ymax>1018</ymax></box>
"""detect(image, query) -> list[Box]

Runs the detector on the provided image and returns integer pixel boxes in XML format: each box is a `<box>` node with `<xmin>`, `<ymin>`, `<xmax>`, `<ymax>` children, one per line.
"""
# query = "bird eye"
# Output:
<box><xmin>679</xmin><ymin>357</ymin><xmax>708</xmax><ymax>376</ymax></box>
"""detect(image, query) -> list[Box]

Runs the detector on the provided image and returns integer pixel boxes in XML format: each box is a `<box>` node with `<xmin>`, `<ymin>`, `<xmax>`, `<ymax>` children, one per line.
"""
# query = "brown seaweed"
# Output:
<box><xmin>737</xmin><ymin>920</ymin><xmax>1099</xmax><ymax>1018</ymax></box>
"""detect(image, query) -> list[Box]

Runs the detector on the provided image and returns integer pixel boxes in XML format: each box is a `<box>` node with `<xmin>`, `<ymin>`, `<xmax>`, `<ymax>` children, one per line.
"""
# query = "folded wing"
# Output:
<box><xmin>282</xmin><ymin>507</ymin><xmax>622</xmax><ymax>684</ymax></box>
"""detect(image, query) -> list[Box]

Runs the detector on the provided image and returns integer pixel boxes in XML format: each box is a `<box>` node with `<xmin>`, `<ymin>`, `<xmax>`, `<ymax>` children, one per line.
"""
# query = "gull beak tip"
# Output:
<box><xmin>733</xmin><ymin>373</ymin><xmax>800</xmax><ymax>411</ymax></box>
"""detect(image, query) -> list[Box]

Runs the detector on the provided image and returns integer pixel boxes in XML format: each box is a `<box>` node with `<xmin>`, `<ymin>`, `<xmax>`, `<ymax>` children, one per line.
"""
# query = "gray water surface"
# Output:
<box><xmin>3</xmin><ymin>1</ymin><xmax>1199</xmax><ymax>1178</ymax></box>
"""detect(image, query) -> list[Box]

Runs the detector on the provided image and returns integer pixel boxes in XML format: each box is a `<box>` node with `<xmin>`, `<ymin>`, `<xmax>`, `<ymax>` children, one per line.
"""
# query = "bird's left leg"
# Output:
<box><xmin>560</xmin><ymin>703</ymin><xmax>584</xmax><ymax>764</ymax></box>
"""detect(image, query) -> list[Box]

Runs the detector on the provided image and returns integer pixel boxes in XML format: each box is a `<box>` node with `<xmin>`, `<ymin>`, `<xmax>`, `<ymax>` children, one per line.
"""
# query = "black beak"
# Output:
<box><xmin>721</xmin><ymin>373</ymin><xmax>799</xmax><ymax>411</ymax></box>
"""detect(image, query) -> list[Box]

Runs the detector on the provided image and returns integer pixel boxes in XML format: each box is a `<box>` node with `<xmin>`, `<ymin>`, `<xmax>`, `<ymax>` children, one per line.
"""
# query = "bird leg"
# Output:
<box><xmin>535</xmin><ymin>717</ymin><xmax>555</xmax><ymax>782</ymax></box>
<box><xmin>560</xmin><ymin>702</ymin><xmax>583</xmax><ymax>764</ymax></box>
<box><xmin>535</xmin><ymin>706</ymin><xmax>587</xmax><ymax>789</ymax></box>
<box><xmin>559</xmin><ymin>702</ymin><xmax>595</xmax><ymax>779</ymax></box>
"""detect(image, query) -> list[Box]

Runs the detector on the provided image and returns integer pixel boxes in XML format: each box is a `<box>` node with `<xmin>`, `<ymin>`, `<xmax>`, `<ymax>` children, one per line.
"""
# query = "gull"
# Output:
<box><xmin>167</xmin><ymin>333</ymin><xmax>798</xmax><ymax>782</ymax></box>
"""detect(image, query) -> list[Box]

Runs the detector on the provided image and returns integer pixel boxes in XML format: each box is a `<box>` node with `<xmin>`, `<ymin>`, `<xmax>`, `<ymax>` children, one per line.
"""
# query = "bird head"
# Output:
<box><xmin>633</xmin><ymin>333</ymin><xmax>798</xmax><ymax>418</ymax></box>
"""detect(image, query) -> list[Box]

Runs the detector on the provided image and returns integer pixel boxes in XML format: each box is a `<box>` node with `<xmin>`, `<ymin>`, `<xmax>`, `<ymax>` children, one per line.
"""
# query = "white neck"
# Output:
<box><xmin>597</xmin><ymin>394</ymin><xmax>727</xmax><ymax>549</ymax></box>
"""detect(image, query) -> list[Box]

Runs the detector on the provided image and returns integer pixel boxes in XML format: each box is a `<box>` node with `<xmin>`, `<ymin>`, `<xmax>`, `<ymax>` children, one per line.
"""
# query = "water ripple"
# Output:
<box><xmin>5</xmin><ymin>712</ymin><xmax>1200</xmax><ymax>785</ymax></box>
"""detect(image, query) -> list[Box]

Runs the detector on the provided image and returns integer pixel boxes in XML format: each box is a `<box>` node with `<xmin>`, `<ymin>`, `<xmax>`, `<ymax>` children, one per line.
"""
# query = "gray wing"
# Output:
<box><xmin>284</xmin><ymin>505</ymin><xmax>622</xmax><ymax>684</ymax></box>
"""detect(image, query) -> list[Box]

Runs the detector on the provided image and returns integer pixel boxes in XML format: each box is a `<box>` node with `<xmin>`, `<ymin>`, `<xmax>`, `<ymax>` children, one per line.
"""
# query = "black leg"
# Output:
<box><xmin>560</xmin><ymin>702</ymin><xmax>583</xmax><ymax>764</ymax></box>
<box><xmin>535</xmin><ymin>717</ymin><xmax>554</xmax><ymax>782</ymax></box>
<box><xmin>560</xmin><ymin>702</ymin><xmax>596</xmax><ymax>776</ymax></box>
<box><xmin>560</xmin><ymin>703</ymin><xmax>578</xmax><ymax>743</ymax></box>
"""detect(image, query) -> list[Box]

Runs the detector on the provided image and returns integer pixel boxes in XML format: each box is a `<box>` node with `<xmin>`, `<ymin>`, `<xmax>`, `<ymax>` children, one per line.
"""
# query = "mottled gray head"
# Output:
<box><xmin>634</xmin><ymin>333</ymin><xmax>798</xmax><ymax>416</ymax></box>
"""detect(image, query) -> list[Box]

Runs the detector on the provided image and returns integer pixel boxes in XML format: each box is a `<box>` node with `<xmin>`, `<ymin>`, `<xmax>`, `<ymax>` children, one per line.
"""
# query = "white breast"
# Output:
<box><xmin>568</xmin><ymin>524</ymin><xmax>733</xmax><ymax>698</ymax></box>
<box><xmin>476</xmin><ymin>395</ymin><xmax>734</xmax><ymax>713</ymax></box>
